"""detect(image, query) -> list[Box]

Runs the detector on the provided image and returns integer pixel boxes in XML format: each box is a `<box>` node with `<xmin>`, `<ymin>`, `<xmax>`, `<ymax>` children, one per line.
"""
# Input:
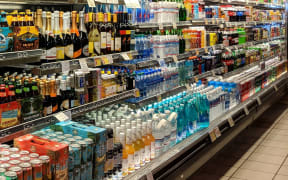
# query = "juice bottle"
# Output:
<box><xmin>147</xmin><ymin>120</ymin><xmax>156</xmax><ymax>160</ymax></box>
<box><xmin>119</xmin><ymin>132</ymin><xmax>128</xmax><ymax>177</ymax></box>
<box><xmin>125</xmin><ymin>129</ymin><xmax>135</xmax><ymax>174</ymax></box>
<box><xmin>142</xmin><ymin>122</ymin><xmax>151</xmax><ymax>163</ymax></box>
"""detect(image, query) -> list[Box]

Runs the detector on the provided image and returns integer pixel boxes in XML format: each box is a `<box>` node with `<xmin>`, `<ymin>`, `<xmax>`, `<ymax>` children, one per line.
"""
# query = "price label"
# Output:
<box><xmin>134</xmin><ymin>89</ymin><xmax>140</xmax><ymax>97</ymax></box>
<box><xmin>159</xmin><ymin>23</ymin><xmax>164</xmax><ymax>30</ymax></box>
<box><xmin>212</xmin><ymin>18</ymin><xmax>215</xmax><ymax>24</ymax></box>
<box><xmin>228</xmin><ymin>117</ymin><xmax>235</xmax><ymax>127</ymax></box>
<box><xmin>274</xmin><ymin>85</ymin><xmax>278</xmax><ymax>91</ymax></box>
<box><xmin>17</xmin><ymin>52</ymin><xmax>23</xmax><ymax>58</ymax></box>
<box><xmin>79</xmin><ymin>58</ymin><xmax>89</xmax><ymax>72</ymax></box>
<box><xmin>172</xmin><ymin>55</ymin><xmax>178</xmax><ymax>62</ymax></box>
<box><xmin>211</xmin><ymin>70</ymin><xmax>216</xmax><ymax>76</ymax></box>
<box><xmin>204</xmin><ymin>48</ymin><xmax>208</xmax><ymax>53</ymax></box>
<box><xmin>244</xmin><ymin>106</ymin><xmax>249</xmax><ymax>115</ymax></box>
<box><xmin>121</xmin><ymin>53</ymin><xmax>130</xmax><ymax>60</ymax></box>
<box><xmin>146</xmin><ymin>171</ymin><xmax>154</xmax><ymax>180</ymax></box>
<box><xmin>61</xmin><ymin>61</ymin><xmax>70</xmax><ymax>73</ymax></box>
<box><xmin>94</xmin><ymin>58</ymin><xmax>102</xmax><ymax>66</ymax></box>
<box><xmin>256</xmin><ymin>97</ymin><xmax>262</xmax><ymax>105</ymax></box>
<box><xmin>172</xmin><ymin>22</ymin><xmax>177</xmax><ymax>29</ymax></box>
<box><xmin>185</xmin><ymin>83</ymin><xmax>191</xmax><ymax>90</ymax></box>
<box><xmin>204</xmin><ymin>19</ymin><xmax>208</xmax><ymax>25</ymax></box>
<box><xmin>158</xmin><ymin>59</ymin><xmax>167</xmax><ymax>67</ymax></box>
<box><xmin>87</xmin><ymin>0</ymin><xmax>96</xmax><ymax>7</ymax></box>
<box><xmin>216</xmin><ymin>18</ymin><xmax>219</xmax><ymax>24</ymax></box>
<box><xmin>156</xmin><ymin>95</ymin><xmax>162</xmax><ymax>102</ymax></box>
<box><xmin>219</xmin><ymin>23</ymin><xmax>224</xmax><ymax>29</ymax></box>
<box><xmin>54</xmin><ymin>112</ymin><xmax>69</xmax><ymax>122</ymax></box>
<box><xmin>194</xmin><ymin>76</ymin><xmax>199</xmax><ymax>82</ymax></box>
<box><xmin>214</xmin><ymin>127</ymin><xmax>221</xmax><ymax>138</ymax></box>
<box><xmin>101</xmin><ymin>56</ymin><xmax>110</xmax><ymax>65</ymax></box>
<box><xmin>209</xmin><ymin>131</ymin><xmax>217</xmax><ymax>142</ymax></box>
<box><xmin>107</xmin><ymin>54</ymin><xmax>113</xmax><ymax>64</ymax></box>
<box><xmin>195</xmin><ymin>49</ymin><xmax>199</xmax><ymax>56</ymax></box>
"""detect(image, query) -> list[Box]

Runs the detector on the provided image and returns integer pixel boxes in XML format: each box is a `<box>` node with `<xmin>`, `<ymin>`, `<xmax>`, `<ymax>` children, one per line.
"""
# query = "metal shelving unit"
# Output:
<box><xmin>0</xmin><ymin>49</ymin><xmax>43</xmax><ymax>66</ymax></box>
<box><xmin>124</xmin><ymin>73</ymin><xmax>288</xmax><ymax>180</ymax></box>
<box><xmin>0</xmin><ymin>89</ymin><xmax>137</xmax><ymax>143</ymax></box>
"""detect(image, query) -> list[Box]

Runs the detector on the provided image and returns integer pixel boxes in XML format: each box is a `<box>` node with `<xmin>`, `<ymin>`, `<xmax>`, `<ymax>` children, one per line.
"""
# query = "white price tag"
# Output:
<box><xmin>274</xmin><ymin>85</ymin><xmax>278</xmax><ymax>91</ymax></box>
<box><xmin>61</xmin><ymin>61</ymin><xmax>70</xmax><ymax>73</ymax></box>
<box><xmin>244</xmin><ymin>106</ymin><xmax>249</xmax><ymax>115</ymax></box>
<box><xmin>256</xmin><ymin>97</ymin><xmax>262</xmax><ymax>105</ymax></box>
<box><xmin>107</xmin><ymin>54</ymin><xmax>113</xmax><ymax>64</ymax></box>
<box><xmin>209</xmin><ymin>131</ymin><xmax>217</xmax><ymax>142</ymax></box>
<box><xmin>87</xmin><ymin>0</ymin><xmax>96</xmax><ymax>7</ymax></box>
<box><xmin>172</xmin><ymin>55</ymin><xmax>178</xmax><ymax>62</ymax></box>
<box><xmin>211</xmin><ymin>70</ymin><xmax>216</xmax><ymax>76</ymax></box>
<box><xmin>79</xmin><ymin>58</ymin><xmax>89</xmax><ymax>73</ymax></box>
<box><xmin>172</xmin><ymin>22</ymin><xmax>177</xmax><ymax>29</ymax></box>
<box><xmin>54</xmin><ymin>112</ymin><xmax>69</xmax><ymax>122</ymax></box>
<box><xmin>159</xmin><ymin>23</ymin><xmax>164</xmax><ymax>30</ymax></box>
<box><xmin>158</xmin><ymin>59</ymin><xmax>167</xmax><ymax>67</ymax></box>
<box><xmin>214</xmin><ymin>127</ymin><xmax>221</xmax><ymax>138</ymax></box>
<box><xmin>121</xmin><ymin>53</ymin><xmax>130</xmax><ymax>60</ymax></box>
<box><xmin>185</xmin><ymin>83</ymin><xmax>191</xmax><ymax>90</ymax></box>
<box><xmin>228</xmin><ymin>117</ymin><xmax>235</xmax><ymax>127</ymax></box>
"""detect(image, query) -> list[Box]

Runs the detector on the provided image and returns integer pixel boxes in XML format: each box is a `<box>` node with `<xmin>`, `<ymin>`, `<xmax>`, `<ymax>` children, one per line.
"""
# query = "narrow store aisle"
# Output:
<box><xmin>189</xmin><ymin>96</ymin><xmax>288</xmax><ymax>180</ymax></box>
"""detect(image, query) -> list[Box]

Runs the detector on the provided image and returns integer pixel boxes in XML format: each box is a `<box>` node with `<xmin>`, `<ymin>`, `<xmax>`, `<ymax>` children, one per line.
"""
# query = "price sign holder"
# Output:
<box><xmin>214</xmin><ymin>127</ymin><xmax>221</xmax><ymax>138</ymax></box>
<box><xmin>209</xmin><ymin>130</ymin><xmax>217</xmax><ymax>142</ymax></box>
<box><xmin>54</xmin><ymin>112</ymin><xmax>70</xmax><ymax>122</ymax></box>
<box><xmin>87</xmin><ymin>0</ymin><xmax>96</xmax><ymax>7</ymax></box>
<box><xmin>94</xmin><ymin>57</ymin><xmax>102</xmax><ymax>66</ymax></box>
<box><xmin>134</xmin><ymin>89</ymin><xmax>140</xmax><ymax>97</ymax></box>
<box><xmin>61</xmin><ymin>61</ymin><xmax>70</xmax><ymax>73</ymax></box>
<box><xmin>156</xmin><ymin>95</ymin><xmax>162</xmax><ymax>102</ymax></box>
<box><xmin>79</xmin><ymin>58</ymin><xmax>89</xmax><ymax>73</ymax></box>
<box><xmin>256</xmin><ymin>97</ymin><xmax>262</xmax><ymax>105</ymax></box>
<box><xmin>172</xmin><ymin>55</ymin><xmax>178</xmax><ymax>63</ymax></box>
<box><xmin>228</xmin><ymin>117</ymin><xmax>235</xmax><ymax>127</ymax></box>
<box><xmin>244</xmin><ymin>106</ymin><xmax>249</xmax><ymax>115</ymax></box>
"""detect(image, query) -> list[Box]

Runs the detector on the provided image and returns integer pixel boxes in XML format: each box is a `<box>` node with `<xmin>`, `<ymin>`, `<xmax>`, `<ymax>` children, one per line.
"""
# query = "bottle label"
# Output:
<box><xmin>111</xmin><ymin>37</ymin><xmax>114</xmax><ymax>52</ymax></box>
<box><xmin>56</xmin><ymin>46</ymin><xmax>64</xmax><ymax>60</ymax></box>
<box><xmin>127</xmin><ymin>154</ymin><xmax>134</xmax><ymax>172</ymax></box>
<box><xmin>40</xmin><ymin>50</ymin><xmax>47</xmax><ymax>60</ymax></box>
<box><xmin>64</xmin><ymin>44</ymin><xmax>74</xmax><ymax>59</ymax></box>
<box><xmin>46</xmin><ymin>47</ymin><xmax>56</xmax><ymax>60</ymax></box>
<box><xmin>155</xmin><ymin>138</ymin><xmax>163</xmax><ymax>158</ymax></box>
<box><xmin>82</xmin><ymin>44</ymin><xmax>89</xmax><ymax>57</ymax></box>
<box><xmin>145</xmin><ymin>145</ymin><xmax>151</xmax><ymax>162</ymax></box>
<box><xmin>106</xmin><ymin>33</ymin><xmax>111</xmax><ymax>48</ymax></box>
<box><xmin>94</xmin><ymin>42</ymin><xmax>100</xmax><ymax>55</ymax></box>
<box><xmin>134</xmin><ymin>151</ymin><xmax>141</xmax><ymax>169</ymax></box>
<box><xmin>88</xmin><ymin>42</ymin><xmax>94</xmax><ymax>54</ymax></box>
<box><xmin>100</xmin><ymin>32</ymin><xmax>107</xmax><ymax>49</ymax></box>
<box><xmin>150</xmin><ymin>141</ymin><xmax>155</xmax><ymax>159</ymax></box>
<box><xmin>115</xmin><ymin>37</ymin><xmax>121</xmax><ymax>51</ymax></box>
<box><xmin>122</xmin><ymin>159</ymin><xmax>128</xmax><ymax>176</ymax></box>
<box><xmin>73</xmin><ymin>48</ymin><xmax>82</xmax><ymax>59</ymax></box>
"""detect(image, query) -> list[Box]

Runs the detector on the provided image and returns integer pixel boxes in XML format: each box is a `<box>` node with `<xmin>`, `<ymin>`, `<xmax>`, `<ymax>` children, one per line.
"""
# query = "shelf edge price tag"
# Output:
<box><xmin>209</xmin><ymin>130</ymin><xmax>217</xmax><ymax>142</ymax></box>
<box><xmin>156</xmin><ymin>94</ymin><xmax>162</xmax><ymax>102</ymax></box>
<box><xmin>159</xmin><ymin>23</ymin><xmax>164</xmax><ymax>30</ymax></box>
<box><xmin>185</xmin><ymin>83</ymin><xmax>191</xmax><ymax>90</ymax></box>
<box><xmin>121</xmin><ymin>53</ymin><xmax>130</xmax><ymax>61</ymax></box>
<box><xmin>101</xmin><ymin>56</ymin><xmax>110</xmax><ymax>65</ymax></box>
<box><xmin>172</xmin><ymin>55</ymin><xmax>178</xmax><ymax>63</ymax></box>
<box><xmin>214</xmin><ymin>126</ymin><xmax>221</xmax><ymax>138</ymax></box>
<box><xmin>87</xmin><ymin>0</ymin><xmax>96</xmax><ymax>7</ymax></box>
<box><xmin>172</xmin><ymin>22</ymin><xmax>177</xmax><ymax>29</ymax></box>
<box><xmin>204</xmin><ymin>48</ymin><xmax>208</xmax><ymax>53</ymax></box>
<box><xmin>244</xmin><ymin>106</ymin><xmax>249</xmax><ymax>115</ymax></box>
<box><xmin>79</xmin><ymin>58</ymin><xmax>89</xmax><ymax>73</ymax></box>
<box><xmin>134</xmin><ymin>89</ymin><xmax>140</xmax><ymax>97</ymax></box>
<box><xmin>94</xmin><ymin>57</ymin><xmax>102</xmax><ymax>66</ymax></box>
<box><xmin>256</xmin><ymin>97</ymin><xmax>262</xmax><ymax>105</ymax></box>
<box><xmin>54</xmin><ymin>112</ymin><xmax>69</xmax><ymax>122</ymax></box>
<box><xmin>146</xmin><ymin>171</ymin><xmax>154</xmax><ymax>180</ymax></box>
<box><xmin>274</xmin><ymin>84</ymin><xmax>278</xmax><ymax>91</ymax></box>
<box><xmin>228</xmin><ymin>117</ymin><xmax>235</xmax><ymax>127</ymax></box>
<box><xmin>61</xmin><ymin>61</ymin><xmax>70</xmax><ymax>73</ymax></box>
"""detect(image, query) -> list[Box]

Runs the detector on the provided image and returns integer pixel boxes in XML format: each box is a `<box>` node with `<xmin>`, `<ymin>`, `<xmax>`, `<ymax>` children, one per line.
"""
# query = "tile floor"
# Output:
<box><xmin>189</xmin><ymin>98</ymin><xmax>288</xmax><ymax>180</ymax></box>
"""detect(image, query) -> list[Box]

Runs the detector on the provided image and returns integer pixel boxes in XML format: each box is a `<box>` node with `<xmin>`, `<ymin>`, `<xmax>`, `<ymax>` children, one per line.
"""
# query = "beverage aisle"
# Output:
<box><xmin>189</xmin><ymin>96</ymin><xmax>288</xmax><ymax>180</ymax></box>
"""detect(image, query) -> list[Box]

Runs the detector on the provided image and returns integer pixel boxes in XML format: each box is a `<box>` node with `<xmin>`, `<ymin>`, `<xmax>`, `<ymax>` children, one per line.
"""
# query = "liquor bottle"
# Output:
<box><xmin>15</xmin><ymin>81</ymin><xmax>23</xmax><ymax>101</ymax></box>
<box><xmin>114</xmin><ymin>14</ymin><xmax>121</xmax><ymax>53</ymax></box>
<box><xmin>124</xmin><ymin>11</ymin><xmax>131</xmax><ymax>52</ymax></box>
<box><xmin>99</xmin><ymin>12</ymin><xmax>107</xmax><ymax>55</ymax></box>
<box><xmin>69</xmin><ymin>74</ymin><xmax>76</xmax><ymax>108</ymax></box>
<box><xmin>63</xmin><ymin>12</ymin><xmax>73</xmax><ymax>60</ymax></box>
<box><xmin>54</xmin><ymin>11</ymin><xmax>64</xmax><ymax>61</ymax></box>
<box><xmin>59</xmin><ymin>11</ymin><xmax>64</xmax><ymax>34</ymax></box>
<box><xmin>11</xmin><ymin>11</ymin><xmax>19</xmax><ymax>27</ymax></box>
<box><xmin>56</xmin><ymin>78</ymin><xmax>61</xmax><ymax>112</ymax></box>
<box><xmin>23</xmin><ymin>80</ymin><xmax>32</xmax><ymax>98</ymax></box>
<box><xmin>37</xmin><ymin>10</ymin><xmax>47</xmax><ymax>64</ymax></box>
<box><xmin>79</xmin><ymin>11</ymin><xmax>89</xmax><ymax>57</ymax></box>
<box><xmin>60</xmin><ymin>79</ymin><xmax>69</xmax><ymax>111</ymax></box>
<box><xmin>50</xmin><ymin>79</ymin><xmax>58</xmax><ymax>114</ymax></box>
<box><xmin>106</xmin><ymin>12</ymin><xmax>112</xmax><ymax>54</ymax></box>
<box><xmin>71</xmin><ymin>11</ymin><xmax>82</xmax><ymax>59</ymax></box>
<box><xmin>119</xmin><ymin>12</ymin><xmax>127</xmax><ymax>52</ymax></box>
<box><xmin>88</xmin><ymin>13</ymin><xmax>100</xmax><ymax>56</ymax></box>
<box><xmin>45</xmin><ymin>12</ymin><xmax>56</xmax><ymax>62</ymax></box>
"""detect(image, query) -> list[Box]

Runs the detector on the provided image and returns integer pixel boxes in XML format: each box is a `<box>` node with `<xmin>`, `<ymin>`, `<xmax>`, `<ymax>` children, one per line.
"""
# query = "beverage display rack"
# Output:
<box><xmin>124</xmin><ymin>72</ymin><xmax>288</xmax><ymax>180</ymax></box>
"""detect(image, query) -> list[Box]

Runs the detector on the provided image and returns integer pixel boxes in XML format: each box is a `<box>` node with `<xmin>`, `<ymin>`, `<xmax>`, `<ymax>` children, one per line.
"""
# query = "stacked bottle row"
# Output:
<box><xmin>0</xmin><ymin>66</ymin><xmax>135</xmax><ymax>130</ymax></box>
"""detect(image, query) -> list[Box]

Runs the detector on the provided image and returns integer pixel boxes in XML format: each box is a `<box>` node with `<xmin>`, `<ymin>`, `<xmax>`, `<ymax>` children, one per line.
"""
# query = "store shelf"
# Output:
<box><xmin>0</xmin><ymin>49</ymin><xmax>43</xmax><ymax>66</ymax></box>
<box><xmin>28</xmin><ymin>50</ymin><xmax>138</xmax><ymax>75</ymax></box>
<box><xmin>205</xmin><ymin>0</ymin><xmax>285</xmax><ymax>9</ymax></box>
<box><xmin>0</xmin><ymin>0</ymin><xmax>85</xmax><ymax>5</ymax></box>
<box><xmin>0</xmin><ymin>89</ymin><xmax>137</xmax><ymax>143</ymax></box>
<box><xmin>124</xmin><ymin>72</ymin><xmax>288</xmax><ymax>180</ymax></box>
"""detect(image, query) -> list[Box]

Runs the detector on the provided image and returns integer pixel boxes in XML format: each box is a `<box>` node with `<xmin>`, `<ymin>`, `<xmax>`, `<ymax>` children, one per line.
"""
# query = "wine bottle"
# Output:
<box><xmin>45</xmin><ymin>12</ymin><xmax>56</xmax><ymax>62</ymax></box>
<box><xmin>99</xmin><ymin>12</ymin><xmax>107</xmax><ymax>55</ymax></box>
<box><xmin>54</xmin><ymin>11</ymin><xmax>64</xmax><ymax>61</ymax></box>
<box><xmin>106</xmin><ymin>12</ymin><xmax>112</xmax><ymax>54</ymax></box>
<box><xmin>115</xmin><ymin>13</ymin><xmax>121</xmax><ymax>53</ymax></box>
<box><xmin>88</xmin><ymin>13</ymin><xmax>100</xmax><ymax>56</ymax></box>
<box><xmin>63</xmin><ymin>12</ymin><xmax>73</xmax><ymax>59</ymax></box>
<box><xmin>39</xmin><ymin>10</ymin><xmax>47</xmax><ymax>63</ymax></box>
<box><xmin>79</xmin><ymin>11</ymin><xmax>89</xmax><ymax>57</ymax></box>
<box><xmin>71</xmin><ymin>11</ymin><xmax>82</xmax><ymax>59</ymax></box>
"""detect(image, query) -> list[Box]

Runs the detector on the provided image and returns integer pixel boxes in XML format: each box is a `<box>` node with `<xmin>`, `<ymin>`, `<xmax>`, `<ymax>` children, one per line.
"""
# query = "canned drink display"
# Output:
<box><xmin>78</xmin><ymin>141</ymin><xmax>88</xmax><ymax>164</ymax></box>
<box><xmin>10</xmin><ymin>154</ymin><xmax>21</xmax><ymax>160</ymax></box>
<box><xmin>19</xmin><ymin>162</ymin><xmax>33</xmax><ymax>180</ymax></box>
<box><xmin>9</xmin><ymin>160</ymin><xmax>21</xmax><ymax>167</ymax></box>
<box><xmin>39</xmin><ymin>155</ymin><xmax>52</xmax><ymax>180</ymax></box>
<box><xmin>19</xmin><ymin>151</ymin><xmax>30</xmax><ymax>156</ymax></box>
<box><xmin>70</xmin><ymin>144</ymin><xmax>81</xmax><ymax>168</ymax></box>
<box><xmin>31</xmin><ymin>159</ymin><xmax>43</xmax><ymax>180</ymax></box>
<box><xmin>9</xmin><ymin>166</ymin><xmax>23</xmax><ymax>180</ymax></box>
<box><xmin>0</xmin><ymin>157</ymin><xmax>10</xmax><ymax>163</ymax></box>
<box><xmin>73</xmin><ymin>168</ymin><xmax>81</xmax><ymax>180</ymax></box>
<box><xmin>9</xmin><ymin>148</ymin><xmax>19</xmax><ymax>154</ymax></box>
<box><xmin>84</xmin><ymin>138</ymin><xmax>94</xmax><ymax>162</ymax></box>
<box><xmin>0</xmin><ymin>163</ymin><xmax>11</xmax><ymax>169</ymax></box>
<box><xmin>29</xmin><ymin>153</ymin><xmax>40</xmax><ymax>159</ymax></box>
<box><xmin>20</xmin><ymin>156</ymin><xmax>31</xmax><ymax>163</ymax></box>
<box><xmin>4</xmin><ymin>171</ymin><xmax>17</xmax><ymax>180</ymax></box>
<box><xmin>64</xmin><ymin>134</ymin><xmax>73</xmax><ymax>138</ymax></box>
<box><xmin>0</xmin><ymin>168</ymin><xmax>5</xmax><ymax>176</ymax></box>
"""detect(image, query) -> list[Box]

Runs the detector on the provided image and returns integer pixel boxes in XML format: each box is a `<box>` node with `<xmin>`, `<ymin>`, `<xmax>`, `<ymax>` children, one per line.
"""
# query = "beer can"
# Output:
<box><xmin>47</xmin><ymin>134</ymin><xmax>57</xmax><ymax>139</ymax></box>
<box><xmin>50</xmin><ymin>138</ymin><xmax>59</xmax><ymax>142</ymax></box>
<box><xmin>10</xmin><ymin>154</ymin><xmax>21</xmax><ymax>160</ymax></box>
<box><xmin>61</xmin><ymin>141</ymin><xmax>70</xmax><ymax>145</ymax></box>
<box><xmin>0</xmin><ymin>151</ymin><xmax>10</xmax><ymax>157</ymax></box>
<box><xmin>78</xmin><ymin>141</ymin><xmax>87</xmax><ymax>164</ymax></box>
<box><xmin>9</xmin><ymin>160</ymin><xmax>21</xmax><ymax>167</ymax></box>
<box><xmin>4</xmin><ymin>171</ymin><xmax>17</xmax><ymax>180</ymax></box>
<box><xmin>55</xmin><ymin>131</ymin><xmax>63</xmax><ymax>135</ymax></box>
<box><xmin>39</xmin><ymin>155</ymin><xmax>52</xmax><ymax>180</ymax></box>
<box><xmin>45</xmin><ymin>129</ymin><xmax>54</xmax><ymax>133</ymax></box>
<box><xmin>57</xmin><ymin>136</ymin><xmax>66</xmax><ymax>141</ymax></box>
<box><xmin>66</xmin><ymin>138</ymin><xmax>77</xmax><ymax>144</ymax></box>
<box><xmin>0</xmin><ymin>144</ymin><xmax>10</xmax><ymax>151</ymax></box>
<box><xmin>0</xmin><ymin>157</ymin><xmax>9</xmax><ymax>163</ymax></box>
<box><xmin>19</xmin><ymin>163</ymin><xmax>32</xmax><ymax>180</ymax></box>
<box><xmin>80</xmin><ymin>164</ymin><xmax>86</xmax><ymax>180</ymax></box>
<box><xmin>0</xmin><ymin>163</ymin><xmax>11</xmax><ymax>170</ymax></box>
<box><xmin>0</xmin><ymin>168</ymin><xmax>5</xmax><ymax>176</ymax></box>
<box><xmin>84</xmin><ymin>138</ymin><xmax>94</xmax><ymax>162</ymax></box>
<box><xmin>9</xmin><ymin>166</ymin><xmax>23</xmax><ymax>180</ymax></box>
<box><xmin>75</xmin><ymin>71</ymin><xmax>85</xmax><ymax>89</ymax></box>
<box><xmin>29</xmin><ymin>153</ymin><xmax>39</xmax><ymax>160</ymax></box>
<box><xmin>19</xmin><ymin>151</ymin><xmax>30</xmax><ymax>156</ymax></box>
<box><xmin>73</xmin><ymin>168</ymin><xmax>81</xmax><ymax>180</ymax></box>
<box><xmin>8</xmin><ymin>148</ymin><xmax>19</xmax><ymax>154</ymax></box>
<box><xmin>68</xmin><ymin>146</ymin><xmax>74</xmax><ymax>173</ymax></box>
<box><xmin>30</xmin><ymin>159</ymin><xmax>43</xmax><ymax>180</ymax></box>
<box><xmin>20</xmin><ymin>156</ymin><xmax>31</xmax><ymax>163</ymax></box>
<box><xmin>73</xmin><ymin>136</ymin><xmax>83</xmax><ymax>141</ymax></box>
<box><xmin>64</xmin><ymin>134</ymin><xmax>73</xmax><ymax>138</ymax></box>
<box><xmin>70</xmin><ymin>144</ymin><xmax>81</xmax><ymax>168</ymax></box>
<box><xmin>86</xmin><ymin>162</ymin><xmax>93</xmax><ymax>180</ymax></box>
